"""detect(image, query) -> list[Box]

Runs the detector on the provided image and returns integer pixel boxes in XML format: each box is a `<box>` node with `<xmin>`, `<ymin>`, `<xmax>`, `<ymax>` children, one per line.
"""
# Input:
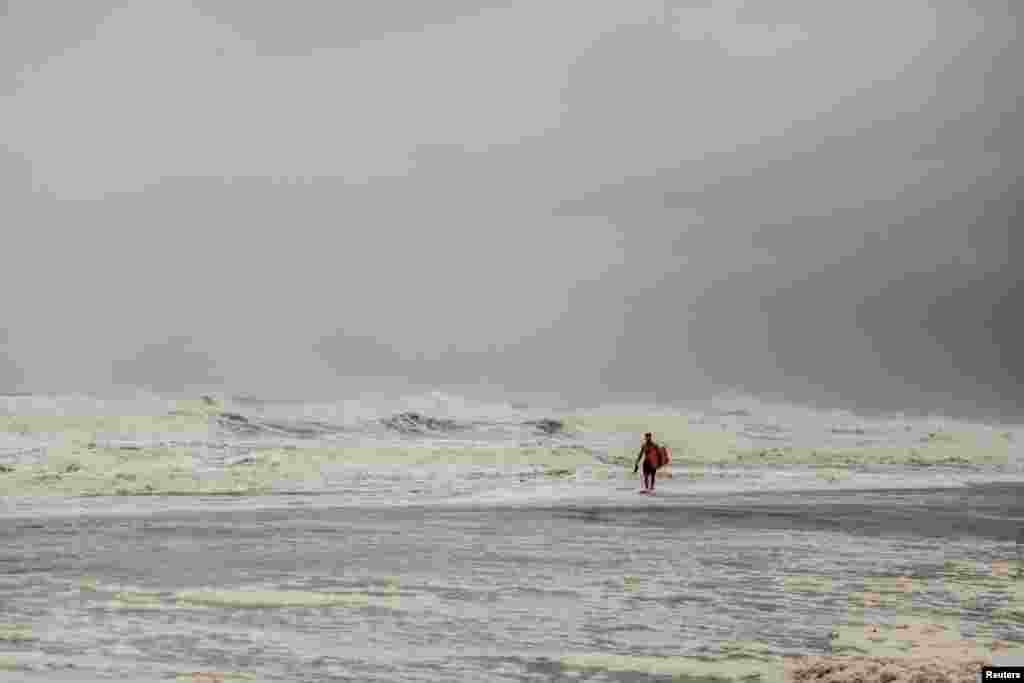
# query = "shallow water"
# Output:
<box><xmin>1</xmin><ymin>485</ymin><xmax>1021</xmax><ymax>681</ymax></box>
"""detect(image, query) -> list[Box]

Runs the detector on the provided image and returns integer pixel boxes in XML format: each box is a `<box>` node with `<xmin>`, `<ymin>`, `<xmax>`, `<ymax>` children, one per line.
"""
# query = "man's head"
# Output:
<box><xmin>644</xmin><ymin>432</ymin><xmax>653</xmax><ymax>442</ymax></box>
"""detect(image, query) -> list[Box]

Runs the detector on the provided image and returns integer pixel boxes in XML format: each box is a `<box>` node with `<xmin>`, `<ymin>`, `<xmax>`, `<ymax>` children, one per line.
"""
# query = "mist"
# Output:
<box><xmin>1</xmin><ymin>0</ymin><xmax>1020</xmax><ymax>420</ymax></box>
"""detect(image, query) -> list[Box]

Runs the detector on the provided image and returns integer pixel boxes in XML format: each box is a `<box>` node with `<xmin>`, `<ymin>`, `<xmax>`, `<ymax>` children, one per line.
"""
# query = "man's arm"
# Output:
<box><xmin>633</xmin><ymin>448</ymin><xmax>644</xmax><ymax>473</ymax></box>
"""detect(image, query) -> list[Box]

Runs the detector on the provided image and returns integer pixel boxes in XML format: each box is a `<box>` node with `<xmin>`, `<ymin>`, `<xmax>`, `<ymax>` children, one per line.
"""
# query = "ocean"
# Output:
<box><xmin>1</xmin><ymin>391</ymin><xmax>1022</xmax><ymax>681</ymax></box>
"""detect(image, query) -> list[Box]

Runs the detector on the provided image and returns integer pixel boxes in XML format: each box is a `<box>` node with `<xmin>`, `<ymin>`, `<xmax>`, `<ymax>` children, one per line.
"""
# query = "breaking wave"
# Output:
<box><xmin>380</xmin><ymin>412</ymin><xmax>464</xmax><ymax>434</ymax></box>
<box><xmin>0</xmin><ymin>391</ymin><xmax>1019</xmax><ymax>508</ymax></box>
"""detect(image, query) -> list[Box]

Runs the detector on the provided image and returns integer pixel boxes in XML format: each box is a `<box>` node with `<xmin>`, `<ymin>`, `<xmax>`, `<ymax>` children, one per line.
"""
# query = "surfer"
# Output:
<box><xmin>633</xmin><ymin>432</ymin><xmax>662</xmax><ymax>492</ymax></box>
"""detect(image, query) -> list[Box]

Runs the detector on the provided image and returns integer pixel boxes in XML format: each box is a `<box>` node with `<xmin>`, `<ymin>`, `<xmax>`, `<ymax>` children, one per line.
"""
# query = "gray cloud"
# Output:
<box><xmin>0</xmin><ymin>0</ymin><xmax>121</xmax><ymax>94</ymax></box>
<box><xmin>195</xmin><ymin>0</ymin><xmax>501</xmax><ymax>55</ymax></box>
<box><xmin>1</xmin><ymin>1</ymin><xmax>1020</xmax><ymax>419</ymax></box>
<box><xmin>109</xmin><ymin>335</ymin><xmax>223</xmax><ymax>394</ymax></box>
<box><xmin>549</xmin><ymin>1</ymin><xmax>1022</xmax><ymax>418</ymax></box>
<box><xmin>0</xmin><ymin>327</ymin><xmax>25</xmax><ymax>393</ymax></box>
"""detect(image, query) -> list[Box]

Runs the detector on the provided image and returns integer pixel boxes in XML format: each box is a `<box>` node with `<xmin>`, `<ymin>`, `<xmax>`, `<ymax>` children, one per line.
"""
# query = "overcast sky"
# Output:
<box><xmin>1</xmin><ymin>1</ymin><xmax>1020</xmax><ymax>419</ymax></box>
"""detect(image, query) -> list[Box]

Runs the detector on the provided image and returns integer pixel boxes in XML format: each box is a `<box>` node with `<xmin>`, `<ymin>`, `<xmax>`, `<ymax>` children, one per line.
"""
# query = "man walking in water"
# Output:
<box><xmin>633</xmin><ymin>432</ymin><xmax>663</xmax><ymax>492</ymax></box>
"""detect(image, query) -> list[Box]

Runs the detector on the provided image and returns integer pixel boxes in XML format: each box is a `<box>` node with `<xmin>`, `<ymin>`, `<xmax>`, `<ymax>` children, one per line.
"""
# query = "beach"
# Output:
<box><xmin>1</xmin><ymin>392</ymin><xmax>1022</xmax><ymax>681</ymax></box>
